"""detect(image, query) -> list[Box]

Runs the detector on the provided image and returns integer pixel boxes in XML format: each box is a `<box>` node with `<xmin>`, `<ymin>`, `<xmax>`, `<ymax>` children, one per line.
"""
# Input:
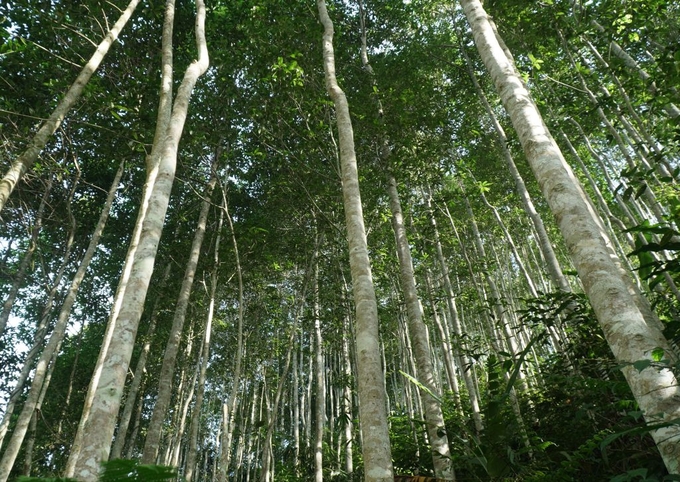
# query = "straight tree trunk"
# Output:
<box><xmin>313</xmin><ymin>261</ymin><xmax>325</xmax><ymax>482</ymax></box>
<box><xmin>216</xmin><ymin>183</ymin><xmax>245</xmax><ymax>482</ymax></box>
<box><xmin>461</xmin><ymin>0</ymin><xmax>680</xmax><ymax>472</ymax></box>
<box><xmin>0</xmin><ymin>0</ymin><xmax>140</xmax><ymax>211</ymax></box>
<box><xmin>64</xmin><ymin>0</ymin><xmax>177</xmax><ymax>470</ymax></box>
<box><xmin>387</xmin><ymin>175</ymin><xmax>455</xmax><ymax>480</ymax></box>
<box><xmin>109</xmin><ymin>264</ymin><xmax>169</xmax><ymax>460</ymax></box>
<box><xmin>66</xmin><ymin>1</ymin><xmax>208</xmax><ymax>478</ymax></box>
<box><xmin>341</xmin><ymin>310</ymin><xmax>354</xmax><ymax>478</ymax></box>
<box><xmin>316</xmin><ymin>2</ymin><xmax>394</xmax><ymax>479</ymax></box>
<box><xmin>142</xmin><ymin>163</ymin><xmax>217</xmax><ymax>463</ymax></box>
<box><xmin>0</xmin><ymin>161</ymin><xmax>123</xmax><ymax>481</ymax></box>
<box><xmin>184</xmin><ymin>169</ymin><xmax>223</xmax><ymax>481</ymax></box>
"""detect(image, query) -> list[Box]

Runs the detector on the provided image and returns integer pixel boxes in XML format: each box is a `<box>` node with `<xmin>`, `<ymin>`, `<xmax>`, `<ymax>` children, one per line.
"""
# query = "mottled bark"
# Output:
<box><xmin>317</xmin><ymin>1</ymin><xmax>393</xmax><ymax>479</ymax></box>
<box><xmin>0</xmin><ymin>162</ymin><xmax>123</xmax><ymax>481</ymax></box>
<box><xmin>461</xmin><ymin>0</ymin><xmax>680</xmax><ymax>472</ymax></box>
<box><xmin>66</xmin><ymin>0</ymin><xmax>208</xmax><ymax>477</ymax></box>
<box><xmin>388</xmin><ymin>175</ymin><xmax>455</xmax><ymax>480</ymax></box>
<box><xmin>142</xmin><ymin>165</ymin><xmax>216</xmax><ymax>463</ymax></box>
<box><xmin>109</xmin><ymin>264</ymin><xmax>170</xmax><ymax>460</ymax></box>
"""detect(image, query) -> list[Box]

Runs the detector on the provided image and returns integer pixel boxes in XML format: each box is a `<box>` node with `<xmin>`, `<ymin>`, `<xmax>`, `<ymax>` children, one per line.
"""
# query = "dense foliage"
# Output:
<box><xmin>1</xmin><ymin>0</ymin><xmax>679</xmax><ymax>480</ymax></box>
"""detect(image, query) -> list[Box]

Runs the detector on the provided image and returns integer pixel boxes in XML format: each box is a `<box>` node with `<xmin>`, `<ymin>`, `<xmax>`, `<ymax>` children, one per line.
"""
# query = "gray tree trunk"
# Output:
<box><xmin>0</xmin><ymin>0</ymin><xmax>140</xmax><ymax>211</ymax></box>
<box><xmin>461</xmin><ymin>0</ymin><xmax>680</xmax><ymax>472</ymax></box>
<box><xmin>142</xmin><ymin>163</ymin><xmax>217</xmax><ymax>463</ymax></box>
<box><xmin>65</xmin><ymin>0</ymin><xmax>208</xmax><ymax>477</ymax></box>
<box><xmin>0</xmin><ymin>162</ymin><xmax>123</xmax><ymax>481</ymax></box>
<box><xmin>317</xmin><ymin>1</ymin><xmax>394</xmax><ymax>479</ymax></box>
<box><xmin>387</xmin><ymin>175</ymin><xmax>455</xmax><ymax>480</ymax></box>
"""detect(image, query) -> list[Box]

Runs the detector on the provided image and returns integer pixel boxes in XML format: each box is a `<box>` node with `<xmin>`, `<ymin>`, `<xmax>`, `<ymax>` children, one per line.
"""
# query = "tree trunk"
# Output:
<box><xmin>316</xmin><ymin>2</ymin><xmax>393</xmax><ymax>479</ymax></box>
<box><xmin>0</xmin><ymin>179</ymin><xmax>51</xmax><ymax>338</ymax></box>
<box><xmin>461</xmin><ymin>0</ymin><xmax>680</xmax><ymax>472</ymax></box>
<box><xmin>185</xmin><ymin>168</ymin><xmax>223</xmax><ymax>481</ymax></box>
<box><xmin>109</xmin><ymin>265</ymin><xmax>168</xmax><ymax>459</ymax></box>
<box><xmin>142</xmin><ymin>163</ymin><xmax>217</xmax><ymax>464</ymax></box>
<box><xmin>215</xmin><ymin>182</ymin><xmax>245</xmax><ymax>482</ymax></box>
<box><xmin>387</xmin><ymin>175</ymin><xmax>455</xmax><ymax>480</ymax></box>
<box><xmin>66</xmin><ymin>0</ymin><xmax>208</xmax><ymax>477</ymax></box>
<box><xmin>0</xmin><ymin>0</ymin><xmax>140</xmax><ymax>211</ymax></box>
<box><xmin>314</xmin><ymin>260</ymin><xmax>325</xmax><ymax>482</ymax></box>
<box><xmin>0</xmin><ymin>161</ymin><xmax>123</xmax><ymax>481</ymax></box>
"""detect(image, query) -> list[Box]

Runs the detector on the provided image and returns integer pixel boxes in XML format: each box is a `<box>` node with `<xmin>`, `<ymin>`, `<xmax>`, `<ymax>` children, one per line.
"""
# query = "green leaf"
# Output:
<box><xmin>652</xmin><ymin>347</ymin><xmax>665</xmax><ymax>362</ymax></box>
<box><xmin>632</xmin><ymin>359</ymin><xmax>652</xmax><ymax>372</ymax></box>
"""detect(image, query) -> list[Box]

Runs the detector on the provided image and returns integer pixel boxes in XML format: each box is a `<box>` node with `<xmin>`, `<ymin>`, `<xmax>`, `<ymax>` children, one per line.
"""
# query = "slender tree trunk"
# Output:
<box><xmin>461</xmin><ymin>0</ymin><xmax>680</xmax><ymax>472</ymax></box>
<box><xmin>317</xmin><ymin>3</ymin><xmax>393</xmax><ymax>479</ymax></box>
<box><xmin>0</xmin><ymin>179</ymin><xmax>51</xmax><ymax>338</ymax></box>
<box><xmin>341</xmin><ymin>310</ymin><xmax>354</xmax><ymax>478</ymax></box>
<box><xmin>185</xmin><ymin>162</ymin><xmax>223</xmax><ymax>481</ymax></box>
<box><xmin>425</xmin><ymin>193</ymin><xmax>484</xmax><ymax>433</ymax></box>
<box><xmin>0</xmin><ymin>162</ymin><xmax>123</xmax><ymax>481</ymax></box>
<box><xmin>0</xmin><ymin>0</ymin><xmax>139</xmax><ymax>211</ymax></box>
<box><xmin>66</xmin><ymin>1</ymin><xmax>208</xmax><ymax>477</ymax></box>
<box><xmin>313</xmin><ymin>260</ymin><xmax>325</xmax><ymax>482</ymax></box>
<box><xmin>216</xmin><ymin>182</ymin><xmax>245</xmax><ymax>482</ymax></box>
<box><xmin>387</xmin><ymin>175</ymin><xmax>455</xmax><ymax>480</ymax></box>
<box><xmin>64</xmin><ymin>0</ymin><xmax>176</xmax><ymax>470</ymax></box>
<box><xmin>143</xmin><ymin>164</ymin><xmax>217</xmax><ymax>463</ymax></box>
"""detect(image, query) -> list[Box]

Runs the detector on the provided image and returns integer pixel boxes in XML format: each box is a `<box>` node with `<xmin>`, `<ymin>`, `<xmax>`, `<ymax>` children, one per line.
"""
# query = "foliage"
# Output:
<box><xmin>17</xmin><ymin>460</ymin><xmax>176</xmax><ymax>482</ymax></box>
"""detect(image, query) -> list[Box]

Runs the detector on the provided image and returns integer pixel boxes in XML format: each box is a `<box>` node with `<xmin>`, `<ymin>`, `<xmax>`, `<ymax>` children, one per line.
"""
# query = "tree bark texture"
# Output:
<box><xmin>67</xmin><ymin>0</ymin><xmax>208</xmax><ymax>477</ymax></box>
<box><xmin>317</xmin><ymin>1</ymin><xmax>394</xmax><ymax>479</ymax></box>
<box><xmin>387</xmin><ymin>175</ymin><xmax>455</xmax><ymax>481</ymax></box>
<box><xmin>461</xmin><ymin>0</ymin><xmax>680</xmax><ymax>472</ymax></box>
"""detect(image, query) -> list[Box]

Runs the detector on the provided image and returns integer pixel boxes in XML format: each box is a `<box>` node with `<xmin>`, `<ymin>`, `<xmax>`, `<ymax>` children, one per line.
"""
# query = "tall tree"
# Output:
<box><xmin>460</xmin><ymin>0</ymin><xmax>680</xmax><ymax>473</ymax></box>
<box><xmin>64</xmin><ymin>0</ymin><xmax>209</xmax><ymax>478</ymax></box>
<box><xmin>317</xmin><ymin>0</ymin><xmax>394</xmax><ymax>479</ymax></box>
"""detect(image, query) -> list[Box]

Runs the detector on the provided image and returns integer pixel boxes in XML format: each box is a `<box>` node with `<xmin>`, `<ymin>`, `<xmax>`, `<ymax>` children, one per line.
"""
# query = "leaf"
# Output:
<box><xmin>652</xmin><ymin>347</ymin><xmax>665</xmax><ymax>362</ymax></box>
<box><xmin>399</xmin><ymin>370</ymin><xmax>441</xmax><ymax>403</ymax></box>
<box><xmin>632</xmin><ymin>359</ymin><xmax>652</xmax><ymax>372</ymax></box>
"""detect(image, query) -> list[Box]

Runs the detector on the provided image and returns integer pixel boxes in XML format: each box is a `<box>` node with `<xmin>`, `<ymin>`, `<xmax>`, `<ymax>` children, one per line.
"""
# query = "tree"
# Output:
<box><xmin>317</xmin><ymin>0</ymin><xmax>394</xmax><ymax>479</ymax></box>
<box><xmin>460</xmin><ymin>0</ymin><xmax>680</xmax><ymax>473</ymax></box>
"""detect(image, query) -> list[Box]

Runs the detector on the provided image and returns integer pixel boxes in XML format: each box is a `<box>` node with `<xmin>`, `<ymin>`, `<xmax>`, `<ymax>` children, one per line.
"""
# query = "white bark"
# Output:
<box><xmin>64</xmin><ymin>0</ymin><xmax>176</xmax><ymax>470</ymax></box>
<box><xmin>185</xmin><ymin>162</ymin><xmax>221</xmax><ymax>481</ymax></box>
<box><xmin>0</xmin><ymin>0</ymin><xmax>140</xmax><ymax>211</ymax></box>
<box><xmin>314</xmin><ymin>263</ymin><xmax>325</xmax><ymax>482</ymax></box>
<box><xmin>142</xmin><ymin>166</ymin><xmax>216</xmax><ymax>463</ymax></box>
<box><xmin>461</xmin><ymin>0</ymin><xmax>680</xmax><ymax>472</ymax></box>
<box><xmin>316</xmin><ymin>1</ymin><xmax>394</xmax><ymax>479</ymax></box>
<box><xmin>388</xmin><ymin>175</ymin><xmax>455</xmax><ymax>480</ymax></box>
<box><xmin>0</xmin><ymin>161</ymin><xmax>123</xmax><ymax>481</ymax></box>
<box><xmin>66</xmin><ymin>0</ymin><xmax>208</xmax><ymax>478</ymax></box>
<box><xmin>215</xmin><ymin>182</ymin><xmax>245</xmax><ymax>482</ymax></box>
